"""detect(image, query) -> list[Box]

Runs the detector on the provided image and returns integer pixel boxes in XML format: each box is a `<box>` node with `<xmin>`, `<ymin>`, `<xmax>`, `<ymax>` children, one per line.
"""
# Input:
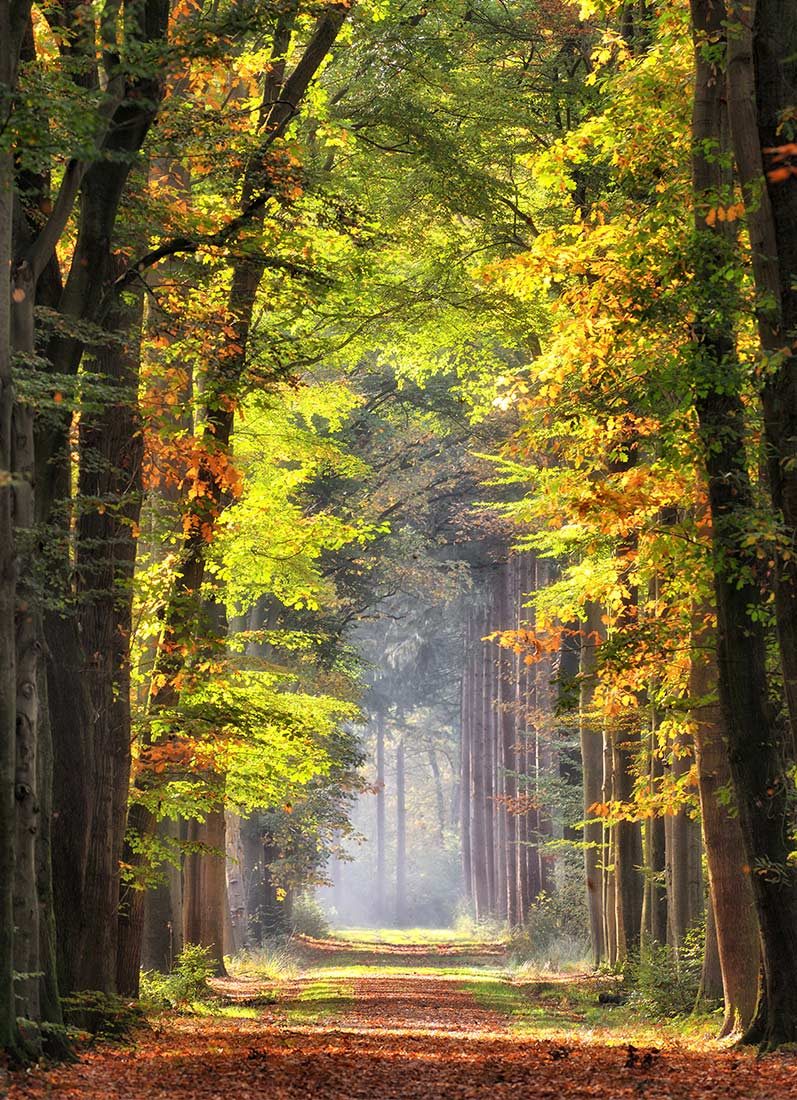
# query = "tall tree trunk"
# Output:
<box><xmin>376</xmin><ymin>711</ymin><xmax>387</xmax><ymax>920</ymax></box>
<box><xmin>580</xmin><ymin>602</ymin><xmax>605</xmax><ymax>965</ymax></box>
<box><xmin>691</xmin><ymin>0</ymin><xmax>797</xmax><ymax>1048</ymax></box>
<box><xmin>666</xmin><ymin>736</ymin><xmax>693</xmax><ymax>950</ymax></box>
<box><xmin>0</xmin><ymin>113</ymin><xmax>17</xmax><ymax>1049</ymax></box>
<box><xmin>691</xmin><ymin>607</ymin><xmax>760</xmax><ymax>1035</ymax></box>
<box><xmin>395</xmin><ymin>737</ymin><xmax>407</xmax><ymax>926</ymax></box>
<box><xmin>471</xmin><ymin>607</ymin><xmax>489</xmax><ymax>920</ymax></box>
<box><xmin>482</xmin><ymin>622</ymin><xmax>496</xmax><ymax>913</ymax></box>
<box><xmin>602</xmin><ymin>727</ymin><xmax>618</xmax><ymax>966</ymax></box>
<box><xmin>34</xmin><ymin>661</ymin><xmax>66</xmax><ymax>1053</ymax></box>
<box><xmin>11</xmin><ymin>245</ymin><xmax>41</xmax><ymax>1034</ymax></box>
<box><xmin>460</xmin><ymin>629</ymin><xmax>473</xmax><ymax>903</ymax></box>
<box><xmin>698</xmin><ymin>894</ymin><xmax>723</xmax><ymax>1005</ymax></box>
<box><xmin>142</xmin><ymin>818</ymin><xmax>183</xmax><ymax>972</ymax></box>
<box><xmin>68</xmin><ymin>277</ymin><xmax>144</xmax><ymax>995</ymax></box>
<box><xmin>225</xmin><ymin>811</ymin><xmax>246</xmax><ymax>955</ymax></box>
<box><xmin>428</xmin><ymin>746</ymin><xmax>446</xmax><ymax>844</ymax></box>
<box><xmin>643</xmin><ymin>742</ymin><xmax>667</xmax><ymax>947</ymax></box>
<box><xmin>725</xmin><ymin>0</ymin><xmax>797</xmax><ymax>749</ymax></box>
<box><xmin>182</xmin><ymin>809</ymin><xmax>227</xmax><ymax>973</ymax></box>
<box><xmin>502</xmin><ymin>558</ymin><xmax>520</xmax><ymax>926</ymax></box>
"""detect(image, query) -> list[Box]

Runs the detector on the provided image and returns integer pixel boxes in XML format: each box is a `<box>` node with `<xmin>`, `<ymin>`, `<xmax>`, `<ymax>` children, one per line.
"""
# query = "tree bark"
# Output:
<box><xmin>376</xmin><ymin>712</ymin><xmax>387</xmax><ymax>920</ymax></box>
<box><xmin>580</xmin><ymin>602</ymin><xmax>605</xmax><ymax>965</ymax></box>
<box><xmin>395</xmin><ymin>737</ymin><xmax>407</xmax><ymax>926</ymax></box>
<box><xmin>726</xmin><ymin>0</ymin><xmax>797</xmax><ymax>752</ymax></box>
<box><xmin>691</xmin><ymin>0</ymin><xmax>797</xmax><ymax>1048</ymax></box>
<box><xmin>183</xmin><ymin>809</ymin><xmax>228</xmax><ymax>973</ymax></box>
<box><xmin>0</xmin><ymin>11</ymin><xmax>22</xmax><ymax>1051</ymax></box>
<box><xmin>691</xmin><ymin>608</ymin><xmax>760</xmax><ymax>1035</ymax></box>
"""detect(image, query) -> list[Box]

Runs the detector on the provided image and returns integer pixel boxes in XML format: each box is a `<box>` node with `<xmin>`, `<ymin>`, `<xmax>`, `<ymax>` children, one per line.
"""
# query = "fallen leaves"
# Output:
<box><xmin>9</xmin><ymin>940</ymin><xmax>797</xmax><ymax>1100</ymax></box>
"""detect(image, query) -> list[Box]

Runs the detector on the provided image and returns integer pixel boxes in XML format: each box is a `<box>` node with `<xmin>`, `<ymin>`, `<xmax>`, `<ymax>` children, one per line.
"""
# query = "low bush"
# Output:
<box><xmin>508</xmin><ymin>889</ymin><xmax>590</xmax><ymax>971</ymax></box>
<box><xmin>290</xmin><ymin>895</ymin><xmax>330</xmax><ymax>939</ymax></box>
<box><xmin>61</xmin><ymin>989</ymin><xmax>147</xmax><ymax>1038</ymax></box>
<box><xmin>139</xmin><ymin>943</ymin><xmax>216</xmax><ymax>1012</ymax></box>
<box><xmin>626</xmin><ymin>923</ymin><xmax>706</xmax><ymax>1018</ymax></box>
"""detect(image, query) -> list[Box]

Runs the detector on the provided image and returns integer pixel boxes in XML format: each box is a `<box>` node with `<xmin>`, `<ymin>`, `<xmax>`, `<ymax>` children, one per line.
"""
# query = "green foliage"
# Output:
<box><xmin>60</xmin><ymin>991</ymin><xmax>147</xmax><ymax>1039</ymax></box>
<box><xmin>509</xmin><ymin>886</ymin><xmax>591</xmax><ymax>971</ymax></box>
<box><xmin>626</xmin><ymin>924</ymin><xmax>708</xmax><ymax>1019</ymax></box>
<box><xmin>228</xmin><ymin>942</ymin><xmax>299</xmax><ymax>983</ymax></box>
<box><xmin>139</xmin><ymin>944</ymin><xmax>216</xmax><ymax>1012</ymax></box>
<box><xmin>290</xmin><ymin>895</ymin><xmax>331</xmax><ymax>939</ymax></box>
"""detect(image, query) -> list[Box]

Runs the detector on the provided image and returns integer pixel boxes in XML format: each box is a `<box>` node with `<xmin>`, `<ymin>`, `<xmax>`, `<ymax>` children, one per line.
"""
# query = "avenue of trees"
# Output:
<box><xmin>2</xmin><ymin>0</ymin><xmax>797</xmax><ymax>1061</ymax></box>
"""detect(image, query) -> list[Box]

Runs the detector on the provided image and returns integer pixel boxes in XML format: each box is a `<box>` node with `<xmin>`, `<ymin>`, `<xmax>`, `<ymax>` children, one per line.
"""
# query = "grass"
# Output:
<box><xmin>226</xmin><ymin>943</ymin><xmax>300</xmax><ymax>981</ymax></box>
<box><xmin>469</xmin><ymin>972</ymin><xmax>729</xmax><ymax>1047</ymax></box>
<box><xmin>333</xmin><ymin>926</ymin><xmax>506</xmax><ymax>946</ymax></box>
<box><xmin>189</xmin><ymin>1001</ymin><xmax>261</xmax><ymax>1020</ymax></box>
<box><xmin>281</xmin><ymin>980</ymin><xmax>353</xmax><ymax>1024</ymax></box>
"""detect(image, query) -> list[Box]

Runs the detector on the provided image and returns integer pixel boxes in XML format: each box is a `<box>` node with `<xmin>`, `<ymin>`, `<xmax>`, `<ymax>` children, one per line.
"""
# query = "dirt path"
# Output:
<box><xmin>8</xmin><ymin>937</ymin><xmax>797</xmax><ymax>1099</ymax></box>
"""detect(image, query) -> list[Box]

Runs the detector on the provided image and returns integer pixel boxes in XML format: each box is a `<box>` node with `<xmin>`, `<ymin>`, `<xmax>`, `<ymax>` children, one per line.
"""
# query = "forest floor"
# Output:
<box><xmin>7</xmin><ymin>930</ymin><xmax>797</xmax><ymax>1099</ymax></box>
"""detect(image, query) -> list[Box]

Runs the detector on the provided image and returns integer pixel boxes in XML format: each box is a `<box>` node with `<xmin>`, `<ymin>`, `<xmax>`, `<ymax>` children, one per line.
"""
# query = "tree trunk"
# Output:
<box><xmin>225</xmin><ymin>812</ymin><xmax>246</xmax><ymax>955</ymax></box>
<box><xmin>182</xmin><ymin>810</ymin><xmax>228</xmax><ymax>974</ymax></box>
<box><xmin>691</xmin><ymin>0</ymin><xmax>797</xmax><ymax>1048</ymax></box>
<box><xmin>666</xmin><ymin>738</ymin><xmax>693</xmax><ymax>950</ymax></box>
<box><xmin>580</xmin><ymin>602</ymin><xmax>605</xmax><ymax>965</ymax></box>
<box><xmin>395</xmin><ymin>737</ymin><xmax>407</xmax><ymax>926</ymax></box>
<box><xmin>698</xmin><ymin>893</ymin><xmax>723</xmax><ymax>1005</ymax></box>
<box><xmin>376</xmin><ymin>712</ymin><xmax>387</xmax><ymax>920</ymax></box>
<box><xmin>691</xmin><ymin>607</ymin><xmax>760</xmax><ymax>1035</ymax></box>
<box><xmin>0</xmin><ymin>117</ymin><xmax>17</xmax><ymax>1051</ymax></box>
<box><xmin>725</xmin><ymin>0</ymin><xmax>797</xmax><ymax>752</ymax></box>
<box><xmin>602</xmin><ymin>727</ymin><xmax>618</xmax><ymax>966</ymax></box>
<box><xmin>471</xmin><ymin>608</ymin><xmax>489</xmax><ymax>920</ymax></box>
<box><xmin>142</xmin><ymin>817</ymin><xmax>184</xmax><ymax>972</ymax></box>
<box><xmin>502</xmin><ymin>557</ymin><xmax>520</xmax><ymax>926</ymax></box>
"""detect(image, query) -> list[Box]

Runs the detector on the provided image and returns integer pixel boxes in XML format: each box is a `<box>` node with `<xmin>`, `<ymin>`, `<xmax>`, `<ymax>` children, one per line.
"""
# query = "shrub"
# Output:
<box><xmin>61</xmin><ymin>989</ymin><xmax>147</xmax><ymax>1038</ymax></box>
<box><xmin>627</xmin><ymin>923</ymin><xmax>706</xmax><ymax>1018</ymax></box>
<box><xmin>290</xmin><ymin>895</ymin><xmax>330</xmax><ymax>939</ymax></box>
<box><xmin>140</xmin><ymin>943</ymin><xmax>216</xmax><ymax>1012</ymax></box>
<box><xmin>509</xmin><ymin>888</ymin><xmax>590</xmax><ymax>971</ymax></box>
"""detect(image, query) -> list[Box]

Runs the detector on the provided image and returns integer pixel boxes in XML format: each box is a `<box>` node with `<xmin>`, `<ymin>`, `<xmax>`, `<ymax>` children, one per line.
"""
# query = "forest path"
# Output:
<box><xmin>9</xmin><ymin>932</ymin><xmax>797</xmax><ymax>1099</ymax></box>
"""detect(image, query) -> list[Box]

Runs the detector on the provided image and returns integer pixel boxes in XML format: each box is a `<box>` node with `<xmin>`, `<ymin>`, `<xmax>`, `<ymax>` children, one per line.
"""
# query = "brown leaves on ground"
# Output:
<box><xmin>8</xmin><ymin>940</ymin><xmax>797</xmax><ymax>1100</ymax></box>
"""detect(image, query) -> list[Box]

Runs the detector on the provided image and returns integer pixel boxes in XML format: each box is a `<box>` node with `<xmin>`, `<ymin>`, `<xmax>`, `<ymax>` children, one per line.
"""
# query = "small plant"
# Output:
<box><xmin>627</xmin><ymin>923</ymin><xmax>706</xmax><ymax>1018</ymax></box>
<box><xmin>290</xmin><ymin>895</ymin><xmax>330</xmax><ymax>939</ymax></box>
<box><xmin>139</xmin><ymin>943</ymin><xmax>216</xmax><ymax>1012</ymax></box>
<box><xmin>508</xmin><ymin>889</ymin><xmax>590</xmax><ymax>971</ymax></box>
<box><xmin>61</xmin><ymin>989</ymin><xmax>147</xmax><ymax>1038</ymax></box>
<box><xmin>227</xmin><ymin>941</ymin><xmax>298</xmax><ymax>982</ymax></box>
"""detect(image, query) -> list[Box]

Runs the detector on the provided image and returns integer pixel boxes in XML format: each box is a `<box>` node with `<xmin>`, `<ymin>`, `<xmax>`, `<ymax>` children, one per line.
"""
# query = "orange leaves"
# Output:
<box><xmin>143</xmin><ymin>432</ymin><xmax>243</xmax><ymax>524</ymax></box>
<box><xmin>137</xmin><ymin>737</ymin><xmax>224</xmax><ymax>778</ymax></box>
<box><xmin>485</xmin><ymin>626</ymin><xmax>571</xmax><ymax>665</ymax></box>
<box><xmin>705</xmin><ymin>201</ymin><xmax>745</xmax><ymax>226</ymax></box>
<box><xmin>764</xmin><ymin>143</ymin><xmax>797</xmax><ymax>184</ymax></box>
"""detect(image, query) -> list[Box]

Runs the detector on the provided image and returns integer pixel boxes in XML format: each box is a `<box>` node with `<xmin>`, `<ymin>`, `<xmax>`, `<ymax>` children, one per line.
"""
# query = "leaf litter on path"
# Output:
<box><xmin>8</xmin><ymin>937</ymin><xmax>797</xmax><ymax>1100</ymax></box>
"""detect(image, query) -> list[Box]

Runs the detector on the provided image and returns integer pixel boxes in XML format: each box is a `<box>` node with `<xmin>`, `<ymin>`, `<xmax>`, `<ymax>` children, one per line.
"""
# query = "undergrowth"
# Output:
<box><xmin>140</xmin><ymin>943</ymin><xmax>216</xmax><ymax>1012</ymax></box>
<box><xmin>226</xmin><ymin>940</ymin><xmax>299</xmax><ymax>981</ymax></box>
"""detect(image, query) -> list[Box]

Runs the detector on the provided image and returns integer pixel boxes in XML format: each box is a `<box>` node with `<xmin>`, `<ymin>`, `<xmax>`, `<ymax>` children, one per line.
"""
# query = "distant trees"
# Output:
<box><xmin>4</xmin><ymin>0</ymin><xmax>797</xmax><ymax>1060</ymax></box>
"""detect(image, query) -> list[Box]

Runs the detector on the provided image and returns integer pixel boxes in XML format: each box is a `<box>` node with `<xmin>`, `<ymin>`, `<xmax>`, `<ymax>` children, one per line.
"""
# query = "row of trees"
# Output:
<box><xmin>4</xmin><ymin>0</ymin><xmax>797</xmax><ymax>1060</ymax></box>
<box><xmin>330</xmin><ymin>0</ymin><xmax>797</xmax><ymax>1051</ymax></box>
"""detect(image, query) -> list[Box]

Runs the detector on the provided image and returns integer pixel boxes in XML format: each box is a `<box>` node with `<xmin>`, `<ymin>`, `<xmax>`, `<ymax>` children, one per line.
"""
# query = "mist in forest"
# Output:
<box><xmin>318</xmin><ymin>713</ymin><xmax>463</xmax><ymax>930</ymax></box>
